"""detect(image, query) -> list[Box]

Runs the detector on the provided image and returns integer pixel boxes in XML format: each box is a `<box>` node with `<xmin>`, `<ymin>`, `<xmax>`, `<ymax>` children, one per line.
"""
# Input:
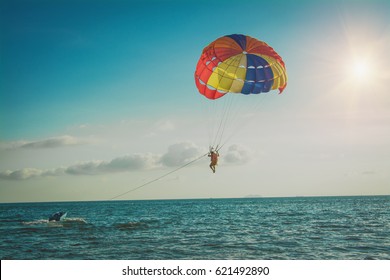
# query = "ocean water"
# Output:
<box><xmin>1</xmin><ymin>196</ymin><xmax>389</xmax><ymax>260</ymax></box>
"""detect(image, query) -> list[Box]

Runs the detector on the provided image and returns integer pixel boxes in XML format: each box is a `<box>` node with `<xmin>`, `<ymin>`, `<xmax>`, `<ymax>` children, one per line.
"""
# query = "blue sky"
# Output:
<box><xmin>1</xmin><ymin>0</ymin><xmax>390</xmax><ymax>202</ymax></box>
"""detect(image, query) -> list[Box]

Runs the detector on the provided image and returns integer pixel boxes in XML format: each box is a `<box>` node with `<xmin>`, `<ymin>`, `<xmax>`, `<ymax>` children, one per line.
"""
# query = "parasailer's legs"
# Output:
<box><xmin>210</xmin><ymin>163</ymin><xmax>216</xmax><ymax>173</ymax></box>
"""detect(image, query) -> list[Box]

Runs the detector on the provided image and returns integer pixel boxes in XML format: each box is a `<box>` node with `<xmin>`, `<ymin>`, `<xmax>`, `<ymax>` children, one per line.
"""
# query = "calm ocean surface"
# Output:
<box><xmin>1</xmin><ymin>196</ymin><xmax>389</xmax><ymax>260</ymax></box>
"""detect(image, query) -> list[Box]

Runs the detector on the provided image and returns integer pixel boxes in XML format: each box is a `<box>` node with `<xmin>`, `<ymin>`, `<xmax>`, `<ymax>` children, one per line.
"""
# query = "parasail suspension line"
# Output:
<box><xmin>109</xmin><ymin>152</ymin><xmax>209</xmax><ymax>200</ymax></box>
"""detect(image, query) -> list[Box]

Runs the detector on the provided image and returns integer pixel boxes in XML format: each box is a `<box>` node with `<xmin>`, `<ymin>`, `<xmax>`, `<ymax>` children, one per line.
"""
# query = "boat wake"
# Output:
<box><xmin>22</xmin><ymin>217</ymin><xmax>87</xmax><ymax>226</ymax></box>
<box><xmin>22</xmin><ymin>219</ymin><xmax>49</xmax><ymax>225</ymax></box>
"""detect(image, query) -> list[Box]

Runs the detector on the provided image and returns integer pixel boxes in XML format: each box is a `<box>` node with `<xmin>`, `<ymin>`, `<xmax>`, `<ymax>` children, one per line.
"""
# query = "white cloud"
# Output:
<box><xmin>155</xmin><ymin>120</ymin><xmax>175</xmax><ymax>132</ymax></box>
<box><xmin>1</xmin><ymin>135</ymin><xmax>87</xmax><ymax>150</ymax></box>
<box><xmin>0</xmin><ymin>169</ymin><xmax>41</xmax><ymax>180</ymax></box>
<box><xmin>0</xmin><ymin>142</ymin><xmax>205</xmax><ymax>180</ymax></box>
<box><xmin>21</xmin><ymin>135</ymin><xmax>86</xmax><ymax>149</ymax></box>
<box><xmin>160</xmin><ymin>142</ymin><xmax>204</xmax><ymax>167</ymax></box>
<box><xmin>65</xmin><ymin>154</ymin><xmax>160</xmax><ymax>175</ymax></box>
<box><xmin>145</xmin><ymin>120</ymin><xmax>176</xmax><ymax>137</ymax></box>
<box><xmin>64</xmin><ymin>161</ymin><xmax>105</xmax><ymax>176</ymax></box>
<box><xmin>0</xmin><ymin>154</ymin><xmax>159</xmax><ymax>180</ymax></box>
<box><xmin>223</xmin><ymin>144</ymin><xmax>252</xmax><ymax>165</ymax></box>
<box><xmin>0</xmin><ymin>168</ymin><xmax>65</xmax><ymax>180</ymax></box>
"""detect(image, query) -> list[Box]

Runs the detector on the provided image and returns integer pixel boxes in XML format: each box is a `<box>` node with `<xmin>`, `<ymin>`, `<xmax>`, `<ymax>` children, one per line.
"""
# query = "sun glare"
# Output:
<box><xmin>352</xmin><ymin>60</ymin><xmax>370</xmax><ymax>79</ymax></box>
<box><xmin>345</xmin><ymin>56</ymin><xmax>376</xmax><ymax>86</ymax></box>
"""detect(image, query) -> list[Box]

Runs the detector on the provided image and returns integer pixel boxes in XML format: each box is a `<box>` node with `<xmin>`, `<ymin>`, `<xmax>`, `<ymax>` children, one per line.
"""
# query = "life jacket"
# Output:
<box><xmin>210</xmin><ymin>153</ymin><xmax>218</xmax><ymax>165</ymax></box>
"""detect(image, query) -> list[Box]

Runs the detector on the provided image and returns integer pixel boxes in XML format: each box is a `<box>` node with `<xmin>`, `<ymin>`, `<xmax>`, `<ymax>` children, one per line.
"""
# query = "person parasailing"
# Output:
<box><xmin>194</xmin><ymin>34</ymin><xmax>287</xmax><ymax>175</ymax></box>
<box><xmin>208</xmin><ymin>148</ymin><xmax>219</xmax><ymax>173</ymax></box>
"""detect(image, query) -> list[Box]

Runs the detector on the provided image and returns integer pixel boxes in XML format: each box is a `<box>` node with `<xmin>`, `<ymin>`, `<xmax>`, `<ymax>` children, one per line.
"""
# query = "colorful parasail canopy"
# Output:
<box><xmin>195</xmin><ymin>34</ymin><xmax>287</xmax><ymax>100</ymax></box>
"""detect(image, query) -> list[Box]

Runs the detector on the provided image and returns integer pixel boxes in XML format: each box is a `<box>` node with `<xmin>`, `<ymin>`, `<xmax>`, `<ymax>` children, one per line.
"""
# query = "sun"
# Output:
<box><xmin>352</xmin><ymin>60</ymin><xmax>370</xmax><ymax>78</ymax></box>
<box><xmin>345</xmin><ymin>55</ymin><xmax>376</xmax><ymax>86</ymax></box>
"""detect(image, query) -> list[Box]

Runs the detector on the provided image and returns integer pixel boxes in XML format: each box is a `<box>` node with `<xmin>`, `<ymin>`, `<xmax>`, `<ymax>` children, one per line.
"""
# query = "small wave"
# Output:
<box><xmin>63</xmin><ymin>217</ymin><xmax>87</xmax><ymax>223</ymax></box>
<box><xmin>345</xmin><ymin>235</ymin><xmax>361</xmax><ymax>241</ymax></box>
<box><xmin>317</xmin><ymin>223</ymin><xmax>350</xmax><ymax>230</ymax></box>
<box><xmin>114</xmin><ymin>221</ymin><xmax>149</xmax><ymax>231</ymax></box>
<box><xmin>60</xmin><ymin>217</ymin><xmax>89</xmax><ymax>229</ymax></box>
